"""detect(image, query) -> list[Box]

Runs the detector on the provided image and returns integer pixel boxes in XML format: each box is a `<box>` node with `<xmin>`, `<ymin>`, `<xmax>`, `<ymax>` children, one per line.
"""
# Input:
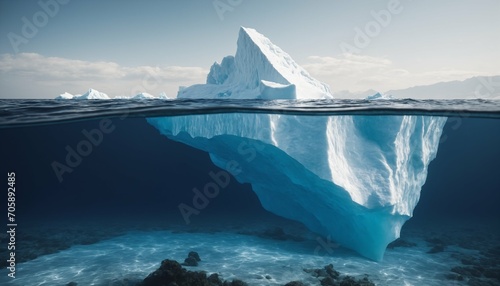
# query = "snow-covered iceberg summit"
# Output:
<box><xmin>147</xmin><ymin>27</ymin><xmax>447</xmax><ymax>261</ymax></box>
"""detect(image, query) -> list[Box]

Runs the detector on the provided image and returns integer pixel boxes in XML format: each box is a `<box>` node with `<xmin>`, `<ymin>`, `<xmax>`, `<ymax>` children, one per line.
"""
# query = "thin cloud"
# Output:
<box><xmin>0</xmin><ymin>53</ymin><xmax>208</xmax><ymax>98</ymax></box>
<box><xmin>1</xmin><ymin>52</ymin><xmax>494</xmax><ymax>99</ymax></box>
<box><xmin>303</xmin><ymin>53</ymin><xmax>486</xmax><ymax>93</ymax></box>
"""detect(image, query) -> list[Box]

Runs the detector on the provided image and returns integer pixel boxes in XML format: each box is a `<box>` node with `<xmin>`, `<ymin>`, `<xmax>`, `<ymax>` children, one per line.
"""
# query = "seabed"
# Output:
<box><xmin>1</xmin><ymin>214</ymin><xmax>498</xmax><ymax>286</ymax></box>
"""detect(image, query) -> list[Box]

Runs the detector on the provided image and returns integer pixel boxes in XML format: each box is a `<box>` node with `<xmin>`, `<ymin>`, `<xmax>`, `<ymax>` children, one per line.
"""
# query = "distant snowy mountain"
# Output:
<box><xmin>386</xmin><ymin>76</ymin><xmax>500</xmax><ymax>99</ymax></box>
<box><xmin>178</xmin><ymin>27</ymin><xmax>332</xmax><ymax>99</ymax></box>
<box><xmin>333</xmin><ymin>76</ymin><xmax>500</xmax><ymax>100</ymax></box>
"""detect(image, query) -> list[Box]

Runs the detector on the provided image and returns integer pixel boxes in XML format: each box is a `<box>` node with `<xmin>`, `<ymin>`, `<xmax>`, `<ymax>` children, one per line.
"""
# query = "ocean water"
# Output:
<box><xmin>0</xmin><ymin>98</ymin><xmax>499</xmax><ymax>286</ymax></box>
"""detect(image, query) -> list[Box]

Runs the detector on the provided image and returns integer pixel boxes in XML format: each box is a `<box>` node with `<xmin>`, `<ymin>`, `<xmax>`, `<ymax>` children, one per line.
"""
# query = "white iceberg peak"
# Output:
<box><xmin>79</xmin><ymin>88</ymin><xmax>110</xmax><ymax>100</ymax></box>
<box><xmin>238</xmin><ymin>27</ymin><xmax>332</xmax><ymax>98</ymax></box>
<box><xmin>178</xmin><ymin>26</ymin><xmax>332</xmax><ymax>100</ymax></box>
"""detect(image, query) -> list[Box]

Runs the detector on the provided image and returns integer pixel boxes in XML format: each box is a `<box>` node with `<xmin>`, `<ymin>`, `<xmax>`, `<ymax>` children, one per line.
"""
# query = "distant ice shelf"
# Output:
<box><xmin>55</xmin><ymin>88</ymin><xmax>110</xmax><ymax>100</ymax></box>
<box><xmin>55</xmin><ymin>89</ymin><xmax>171</xmax><ymax>100</ymax></box>
<box><xmin>147</xmin><ymin>27</ymin><xmax>447</xmax><ymax>260</ymax></box>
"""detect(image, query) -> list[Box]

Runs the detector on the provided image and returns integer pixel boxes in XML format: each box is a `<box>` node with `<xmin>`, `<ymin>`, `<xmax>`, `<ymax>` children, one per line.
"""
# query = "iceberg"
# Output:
<box><xmin>147</xmin><ymin>27</ymin><xmax>447</xmax><ymax>261</ymax></box>
<box><xmin>56</xmin><ymin>92</ymin><xmax>75</xmax><ymax>100</ymax></box>
<box><xmin>115</xmin><ymin>92</ymin><xmax>156</xmax><ymax>100</ymax></box>
<box><xmin>55</xmin><ymin>88</ymin><xmax>109</xmax><ymax>100</ymax></box>
<box><xmin>131</xmin><ymin>92</ymin><xmax>155</xmax><ymax>99</ymax></box>
<box><xmin>56</xmin><ymin>90</ymin><xmax>171</xmax><ymax>100</ymax></box>
<box><xmin>158</xmin><ymin>92</ymin><xmax>170</xmax><ymax>99</ymax></box>
<box><xmin>178</xmin><ymin>27</ymin><xmax>332</xmax><ymax>99</ymax></box>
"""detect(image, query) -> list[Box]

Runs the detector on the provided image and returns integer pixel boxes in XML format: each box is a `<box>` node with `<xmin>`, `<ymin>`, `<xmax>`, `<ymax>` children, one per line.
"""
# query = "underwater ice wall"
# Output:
<box><xmin>147</xmin><ymin>27</ymin><xmax>447</xmax><ymax>260</ymax></box>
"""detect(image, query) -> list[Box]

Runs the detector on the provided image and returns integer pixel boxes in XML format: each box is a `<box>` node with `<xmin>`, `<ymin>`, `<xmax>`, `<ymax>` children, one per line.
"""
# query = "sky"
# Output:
<box><xmin>0</xmin><ymin>0</ymin><xmax>499</xmax><ymax>98</ymax></box>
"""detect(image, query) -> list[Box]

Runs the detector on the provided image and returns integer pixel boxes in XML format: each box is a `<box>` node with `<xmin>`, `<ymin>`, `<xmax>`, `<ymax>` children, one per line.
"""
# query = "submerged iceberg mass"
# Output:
<box><xmin>147</xmin><ymin>27</ymin><xmax>447</xmax><ymax>261</ymax></box>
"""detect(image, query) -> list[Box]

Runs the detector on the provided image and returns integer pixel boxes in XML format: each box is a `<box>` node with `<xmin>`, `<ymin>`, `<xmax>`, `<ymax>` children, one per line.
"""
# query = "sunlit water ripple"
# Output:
<box><xmin>1</xmin><ymin>98</ymin><xmax>500</xmax><ymax>127</ymax></box>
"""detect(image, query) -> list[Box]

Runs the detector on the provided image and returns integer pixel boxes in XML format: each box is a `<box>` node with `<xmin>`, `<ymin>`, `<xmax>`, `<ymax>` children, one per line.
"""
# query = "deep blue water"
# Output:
<box><xmin>0</xmin><ymin>99</ymin><xmax>499</xmax><ymax>285</ymax></box>
<box><xmin>2</xmin><ymin>113</ymin><xmax>499</xmax><ymax>221</ymax></box>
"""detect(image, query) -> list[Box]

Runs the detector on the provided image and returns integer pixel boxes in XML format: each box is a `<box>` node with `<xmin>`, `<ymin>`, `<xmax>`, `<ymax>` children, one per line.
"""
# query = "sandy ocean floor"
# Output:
<box><xmin>0</xmin><ymin>214</ymin><xmax>499</xmax><ymax>286</ymax></box>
